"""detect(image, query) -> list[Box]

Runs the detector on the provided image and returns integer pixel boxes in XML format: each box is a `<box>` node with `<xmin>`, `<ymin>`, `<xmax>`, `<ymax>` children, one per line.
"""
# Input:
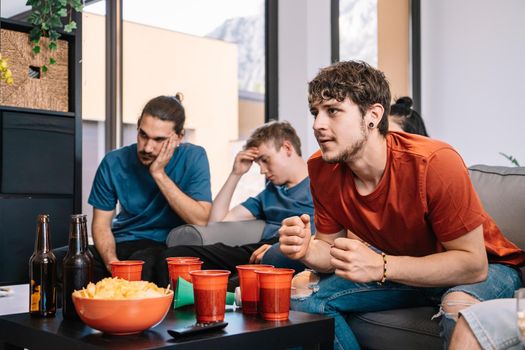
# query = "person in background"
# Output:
<box><xmin>388</xmin><ymin>96</ymin><xmax>429</xmax><ymax>136</ymax></box>
<box><xmin>278</xmin><ymin>60</ymin><xmax>525</xmax><ymax>350</ymax></box>
<box><xmin>56</xmin><ymin>94</ymin><xmax>212</xmax><ymax>283</ymax></box>
<box><xmin>157</xmin><ymin>121</ymin><xmax>311</xmax><ymax>290</ymax></box>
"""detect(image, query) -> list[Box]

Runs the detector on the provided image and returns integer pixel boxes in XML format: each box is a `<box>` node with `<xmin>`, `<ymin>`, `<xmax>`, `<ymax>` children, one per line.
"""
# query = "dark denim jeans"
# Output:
<box><xmin>261</xmin><ymin>242</ymin><xmax>306</xmax><ymax>272</ymax></box>
<box><xmin>291</xmin><ymin>264</ymin><xmax>521</xmax><ymax>350</ymax></box>
<box><xmin>54</xmin><ymin>239</ymin><xmax>166</xmax><ymax>283</ymax></box>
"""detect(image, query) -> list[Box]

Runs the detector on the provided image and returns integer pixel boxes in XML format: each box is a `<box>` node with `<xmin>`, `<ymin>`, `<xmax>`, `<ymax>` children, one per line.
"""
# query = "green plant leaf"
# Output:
<box><xmin>49</xmin><ymin>30</ymin><xmax>61</xmax><ymax>41</ymax></box>
<box><xmin>499</xmin><ymin>152</ymin><xmax>521</xmax><ymax>167</ymax></box>
<box><xmin>58</xmin><ymin>8</ymin><xmax>67</xmax><ymax>17</ymax></box>
<box><xmin>49</xmin><ymin>15</ymin><xmax>62</xmax><ymax>28</ymax></box>
<box><xmin>64</xmin><ymin>21</ymin><xmax>77</xmax><ymax>33</ymax></box>
<box><xmin>32</xmin><ymin>45</ymin><xmax>41</xmax><ymax>54</ymax></box>
<box><xmin>48</xmin><ymin>42</ymin><xmax>57</xmax><ymax>50</ymax></box>
<box><xmin>41</xmin><ymin>22</ymin><xmax>49</xmax><ymax>30</ymax></box>
<box><xmin>59</xmin><ymin>0</ymin><xmax>67</xmax><ymax>6</ymax></box>
<box><xmin>29</xmin><ymin>27</ymin><xmax>41</xmax><ymax>42</ymax></box>
<box><xmin>70</xmin><ymin>0</ymin><xmax>83</xmax><ymax>11</ymax></box>
<box><xmin>49</xmin><ymin>58</ymin><xmax>56</xmax><ymax>65</ymax></box>
<box><xmin>27</xmin><ymin>12</ymin><xmax>41</xmax><ymax>25</ymax></box>
<box><xmin>42</xmin><ymin>65</ymin><xmax>48</xmax><ymax>73</ymax></box>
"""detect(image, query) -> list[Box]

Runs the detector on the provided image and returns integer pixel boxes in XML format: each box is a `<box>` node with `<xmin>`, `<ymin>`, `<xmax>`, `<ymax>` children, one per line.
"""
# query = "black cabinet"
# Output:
<box><xmin>1</xmin><ymin>111</ymin><xmax>75</xmax><ymax>195</ymax></box>
<box><xmin>0</xmin><ymin>197</ymin><xmax>73</xmax><ymax>284</ymax></box>
<box><xmin>0</xmin><ymin>107</ymin><xmax>80</xmax><ymax>284</ymax></box>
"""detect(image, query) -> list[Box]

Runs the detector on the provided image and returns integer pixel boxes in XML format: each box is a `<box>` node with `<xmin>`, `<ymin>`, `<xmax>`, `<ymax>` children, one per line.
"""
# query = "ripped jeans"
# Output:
<box><xmin>291</xmin><ymin>264</ymin><xmax>521</xmax><ymax>350</ymax></box>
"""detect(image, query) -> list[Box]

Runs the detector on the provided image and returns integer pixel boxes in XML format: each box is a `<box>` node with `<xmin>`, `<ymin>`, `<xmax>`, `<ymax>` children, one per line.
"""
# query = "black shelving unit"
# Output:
<box><xmin>0</xmin><ymin>18</ymin><xmax>82</xmax><ymax>284</ymax></box>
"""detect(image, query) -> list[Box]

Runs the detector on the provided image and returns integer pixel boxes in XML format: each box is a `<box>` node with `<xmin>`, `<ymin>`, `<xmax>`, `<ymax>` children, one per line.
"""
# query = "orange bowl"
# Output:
<box><xmin>72</xmin><ymin>291</ymin><xmax>174</xmax><ymax>335</ymax></box>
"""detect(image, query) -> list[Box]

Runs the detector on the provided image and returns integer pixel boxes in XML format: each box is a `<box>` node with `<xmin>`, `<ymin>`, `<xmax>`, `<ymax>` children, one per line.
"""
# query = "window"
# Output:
<box><xmin>81</xmin><ymin>1</ymin><xmax>106</xmax><ymax>229</ymax></box>
<box><xmin>82</xmin><ymin>0</ymin><xmax>267</xmax><ymax>210</ymax></box>
<box><xmin>339</xmin><ymin>0</ymin><xmax>378</xmax><ymax>66</ymax></box>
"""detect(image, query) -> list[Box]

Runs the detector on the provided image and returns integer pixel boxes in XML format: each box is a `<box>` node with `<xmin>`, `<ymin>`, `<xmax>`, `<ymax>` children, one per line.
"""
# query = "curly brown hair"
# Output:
<box><xmin>308</xmin><ymin>61</ymin><xmax>391</xmax><ymax>136</ymax></box>
<box><xmin>245</xmin><ymin>121</ymin><xmax>302</xmax><ymax>156</ymax></box>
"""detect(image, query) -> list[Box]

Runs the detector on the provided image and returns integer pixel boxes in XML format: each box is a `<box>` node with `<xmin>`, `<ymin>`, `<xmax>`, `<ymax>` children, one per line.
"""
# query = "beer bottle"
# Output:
<box><xmin>62</xmin><ymin>214</ymin><xmax>93</xmax><ymax>319</ymax></box>
<box><xmin>29</xmin><ymin>214</ymin><xmax>57</xmax><ymax>317</ymax></box>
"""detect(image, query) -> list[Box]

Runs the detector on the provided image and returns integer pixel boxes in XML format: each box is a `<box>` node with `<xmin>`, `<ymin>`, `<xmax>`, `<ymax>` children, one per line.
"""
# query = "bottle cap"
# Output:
<box><xmin>71</xmin><ymin>214</ymin><xmax>87</xmax><ymax>222</ymax></box>
<box><xmin>38</xmin><ymin>214</ymin><xmax>50</xmax><ymax>222</ymax></box>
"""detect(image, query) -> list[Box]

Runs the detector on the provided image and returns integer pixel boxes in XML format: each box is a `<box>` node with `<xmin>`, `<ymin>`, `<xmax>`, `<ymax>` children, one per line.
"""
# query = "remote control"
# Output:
<box><xmin>167</xmin><ymin>321</ymin><xmax>228</xmax><ymax>338</ymax></box>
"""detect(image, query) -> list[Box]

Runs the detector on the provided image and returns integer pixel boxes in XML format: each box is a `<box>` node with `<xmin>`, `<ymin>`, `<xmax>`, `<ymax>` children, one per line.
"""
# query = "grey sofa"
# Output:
<box><xmin>166</xmin><ymin>219</ymin><xmax>265</xmax><ymax>247</ymax></box>
<box><xmin>166</xmin><ymin>165</ymin><xmax>525</xmax><ymax>349</ymax></box>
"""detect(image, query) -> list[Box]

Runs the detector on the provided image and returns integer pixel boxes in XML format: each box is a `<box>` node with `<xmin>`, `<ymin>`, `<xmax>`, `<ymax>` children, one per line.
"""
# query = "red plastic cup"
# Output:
<box><xmin>236</xmin><ymin>264</ymin><xmax>274</xmax><ymax>315</ymax></box>
<box><xmin>255</xmin><ymin>268</ymin><xmax>294</xmax><ymax>321</ymax></box>
<box><xmin>167</xmin><ymin>260</ymin><xmax>203</xmax><ymax>291</ymax></box>
<box><xmin>110</xmin><ymin>260</ymin><xmax>145</xmax><ymax>281</ymax></box>
<box><xmin>165</xmin><ymin>257</ymin><xmax>201</xmax><ymax>263</ymax></box>
<box><xmin>189</xmin><ymin>270</ymin><xmax>231</xmax><ymax>323</ymax></box>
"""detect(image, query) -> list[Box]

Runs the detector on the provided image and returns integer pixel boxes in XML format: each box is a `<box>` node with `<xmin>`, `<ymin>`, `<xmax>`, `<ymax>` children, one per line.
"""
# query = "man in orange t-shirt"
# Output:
<box><xmin>279</xmin><ymin>61</ymin><xmax>525</xmax><ymax>350</ymax></box>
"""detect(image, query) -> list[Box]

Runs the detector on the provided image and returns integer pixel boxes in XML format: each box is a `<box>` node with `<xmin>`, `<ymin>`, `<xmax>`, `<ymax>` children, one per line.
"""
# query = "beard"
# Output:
<box><xmin>321</xmin><ymin>120</ymin><xmax>368</xmax><ymax>164</ymax></box>
<box><xmin>137</xmin><ymin>151</ymin><xmax>156</xmax><ymax>166</ymax></box>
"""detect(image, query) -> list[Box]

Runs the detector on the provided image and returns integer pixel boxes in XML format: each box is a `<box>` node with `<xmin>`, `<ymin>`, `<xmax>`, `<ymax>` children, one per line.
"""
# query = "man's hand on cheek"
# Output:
<box><xmin>149</xmin><ymin>134</ymin><xmax>179</xmax><ymax>176</ymax></box>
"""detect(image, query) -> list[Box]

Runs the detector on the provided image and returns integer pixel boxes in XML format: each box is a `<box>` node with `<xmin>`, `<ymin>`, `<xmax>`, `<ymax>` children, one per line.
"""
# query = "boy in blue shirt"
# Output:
<box><xmin>158</xmin><ymin>121</ymin><xmax>311</xmax><ymax>288</ymax></box>
<box><xmin>69</xmin><ymin>94</ymin><xmax>212</xmax><ymax>282</ymax></box>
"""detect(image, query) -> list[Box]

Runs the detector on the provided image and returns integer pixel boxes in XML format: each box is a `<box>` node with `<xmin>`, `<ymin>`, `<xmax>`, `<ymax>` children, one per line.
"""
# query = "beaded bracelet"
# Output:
<box><xmin>379</xmin><ymin>252</ymin><xmax>387</xmax><ymax>284</ymax></box>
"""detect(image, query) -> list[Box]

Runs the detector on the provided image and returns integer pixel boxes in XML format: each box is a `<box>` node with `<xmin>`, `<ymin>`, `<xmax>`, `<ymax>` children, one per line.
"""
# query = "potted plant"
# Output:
<box><xmin>26</xmin><ymin>0</ymin><xmax>83</xmax><ymax>73</ymax></box>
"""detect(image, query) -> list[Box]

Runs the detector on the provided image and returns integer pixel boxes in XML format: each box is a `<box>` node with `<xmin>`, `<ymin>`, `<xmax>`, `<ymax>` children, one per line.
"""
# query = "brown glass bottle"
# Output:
<box><xmin>29</xmin><ymin>214</ymin><xmax>57</xmax><ymax>317</ymax></box>
<box><xmin>62</xmin><ymin>214</ymin><xmax>93</xmax><ymax>319</ymax></box>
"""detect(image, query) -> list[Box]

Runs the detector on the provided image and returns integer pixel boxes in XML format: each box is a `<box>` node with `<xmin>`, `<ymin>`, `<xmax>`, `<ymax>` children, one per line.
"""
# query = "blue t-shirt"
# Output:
<box><xmin>88</xmin><ymin>143</ymin><xmax>212</xmax><ymax>243</ymax></box>
<box><xmin>241</xmin><ymin>177</ymin><xmax>314</xmax><ymax>240</ymax></box>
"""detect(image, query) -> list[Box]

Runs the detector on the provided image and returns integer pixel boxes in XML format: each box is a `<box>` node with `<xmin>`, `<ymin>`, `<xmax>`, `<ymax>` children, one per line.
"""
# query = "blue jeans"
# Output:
<box><xmin>291</xmin><ymin>264</ymin><xmax>521</xmax><ymax>350</ymax></box>
<box><xmin>261</xmin><ymin>242</ymin><xmax>306</xmax><ymax>272</ymax></box>
<box><xmin>460</xmin><ymin>298</ymin><xmax>522</xmax><ymax>350</ymax></box>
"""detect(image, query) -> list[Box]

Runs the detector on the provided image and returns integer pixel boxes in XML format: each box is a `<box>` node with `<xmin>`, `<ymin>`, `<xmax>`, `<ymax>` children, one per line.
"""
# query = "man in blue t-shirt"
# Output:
<box><xmin>158</xmin><ymin>121</ymin><xmax>312</xmax><ymax>288</ymax></box>
<box><xmin>79</xmin><ymin>95</ymin><xmax>211</xmax><ymax>282</ymax></box>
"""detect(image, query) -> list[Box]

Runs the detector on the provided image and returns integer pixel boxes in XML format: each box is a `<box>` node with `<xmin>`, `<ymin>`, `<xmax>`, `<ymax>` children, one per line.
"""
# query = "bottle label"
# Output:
<box><xmin>30</xmin><ymin>280</ymin><xmax>41</xmax><ymax>312</ymax></box>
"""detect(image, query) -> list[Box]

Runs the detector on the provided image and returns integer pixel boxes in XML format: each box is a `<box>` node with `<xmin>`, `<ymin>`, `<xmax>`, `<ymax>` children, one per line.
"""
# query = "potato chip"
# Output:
<box><xmin>73</xmin><ymin>277</ymin><xmax>169</xmax><ymax>299</ymax></box>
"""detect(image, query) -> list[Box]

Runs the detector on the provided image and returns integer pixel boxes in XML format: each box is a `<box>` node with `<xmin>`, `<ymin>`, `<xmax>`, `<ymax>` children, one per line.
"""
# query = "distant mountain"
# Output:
<box><xmin>207</xmin><ymin>15</ymin><xmax>265</xmax><ymax>93</ymax></box>
<box><xmin>206</xmin><ymin>0</ymin><xmax>377</xmax><ymax>92</ymax></box>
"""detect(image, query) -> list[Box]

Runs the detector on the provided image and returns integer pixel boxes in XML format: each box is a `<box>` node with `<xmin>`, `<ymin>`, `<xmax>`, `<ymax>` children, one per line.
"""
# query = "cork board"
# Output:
<box><xmin>0</xmin><ymin>28</ymin><xmax>69</xmax><ymax>112</ymax></box>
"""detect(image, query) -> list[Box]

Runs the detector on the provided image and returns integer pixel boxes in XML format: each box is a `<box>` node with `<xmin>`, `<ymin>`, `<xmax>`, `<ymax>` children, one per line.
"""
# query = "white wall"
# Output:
<box><xmin>421</xmin><ymin>0</ymin><xmax>525</xmax><ymax>167</ymax></box>
<box><xmin>278</xmin><ymin>0</ymin><xmax>332</xmax><ymax>158</ymax></box>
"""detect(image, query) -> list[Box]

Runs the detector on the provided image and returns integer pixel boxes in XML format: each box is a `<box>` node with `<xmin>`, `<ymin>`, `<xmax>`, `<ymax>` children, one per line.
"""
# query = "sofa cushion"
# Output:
<box><xmin>469</xmin><ymin>165</ymin><xmax>525</xmax><ymax>251</ymax></box>
<box><xmin>165</xmin><ymin>224</ymin><xmax>204</xmax><ymax>246</ymax></box>
<box><xmin>166</xmin><ymin>220</ymin><xmax>266</xmax><ymax>247</ymax></box>
<box><xmin>348</xmin><ymin>307</ymin><xmax>442</xmax><ymax>350</ymax></box>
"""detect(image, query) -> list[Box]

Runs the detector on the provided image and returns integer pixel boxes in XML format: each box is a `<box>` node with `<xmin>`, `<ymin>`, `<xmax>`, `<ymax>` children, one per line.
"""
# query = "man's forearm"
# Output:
<box><xmin>152</xmin><ymin>171</ymin><xmax>210</xmax><ymax>225</ymax></box>
<box><xmin>386</xmin><ymin>250</ymin><xmax>488</xmax><ymax>287</ymax></box>
<box><xmin>209</xmin><ymin>173</ymin><xmax>242</xmax><ymax>222</ymax></box>
<box><xmin>301</xmin><ymin>237</ymin><xmax>335</xmax><ymax>273</ymax></box>
<box><xmin>92</xmin><ymin>228</ymin><xmax>117</xmax><ymax>271</ymax></box>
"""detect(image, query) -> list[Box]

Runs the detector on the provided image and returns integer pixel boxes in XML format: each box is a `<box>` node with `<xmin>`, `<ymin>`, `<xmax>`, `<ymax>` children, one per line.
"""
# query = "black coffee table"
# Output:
<box><xmin>0</xmin><ymin>306</ymin><xmax>334</xmax><ymax>349</ymax></box>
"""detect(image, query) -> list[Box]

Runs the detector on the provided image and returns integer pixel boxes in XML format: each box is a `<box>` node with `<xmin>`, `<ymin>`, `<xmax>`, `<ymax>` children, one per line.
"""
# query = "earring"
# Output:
<box><xmin>368</xmin><ymin>122</ymin><xmax>374</xmax><ymax>128</ymax></box>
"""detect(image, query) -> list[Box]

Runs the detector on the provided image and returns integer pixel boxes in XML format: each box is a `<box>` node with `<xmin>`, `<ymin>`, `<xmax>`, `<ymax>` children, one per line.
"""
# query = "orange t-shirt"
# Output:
<box><xmin>308</xmin><ymin>132</ymin><xmax>525</xmax><ymax>267</ymax></box>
